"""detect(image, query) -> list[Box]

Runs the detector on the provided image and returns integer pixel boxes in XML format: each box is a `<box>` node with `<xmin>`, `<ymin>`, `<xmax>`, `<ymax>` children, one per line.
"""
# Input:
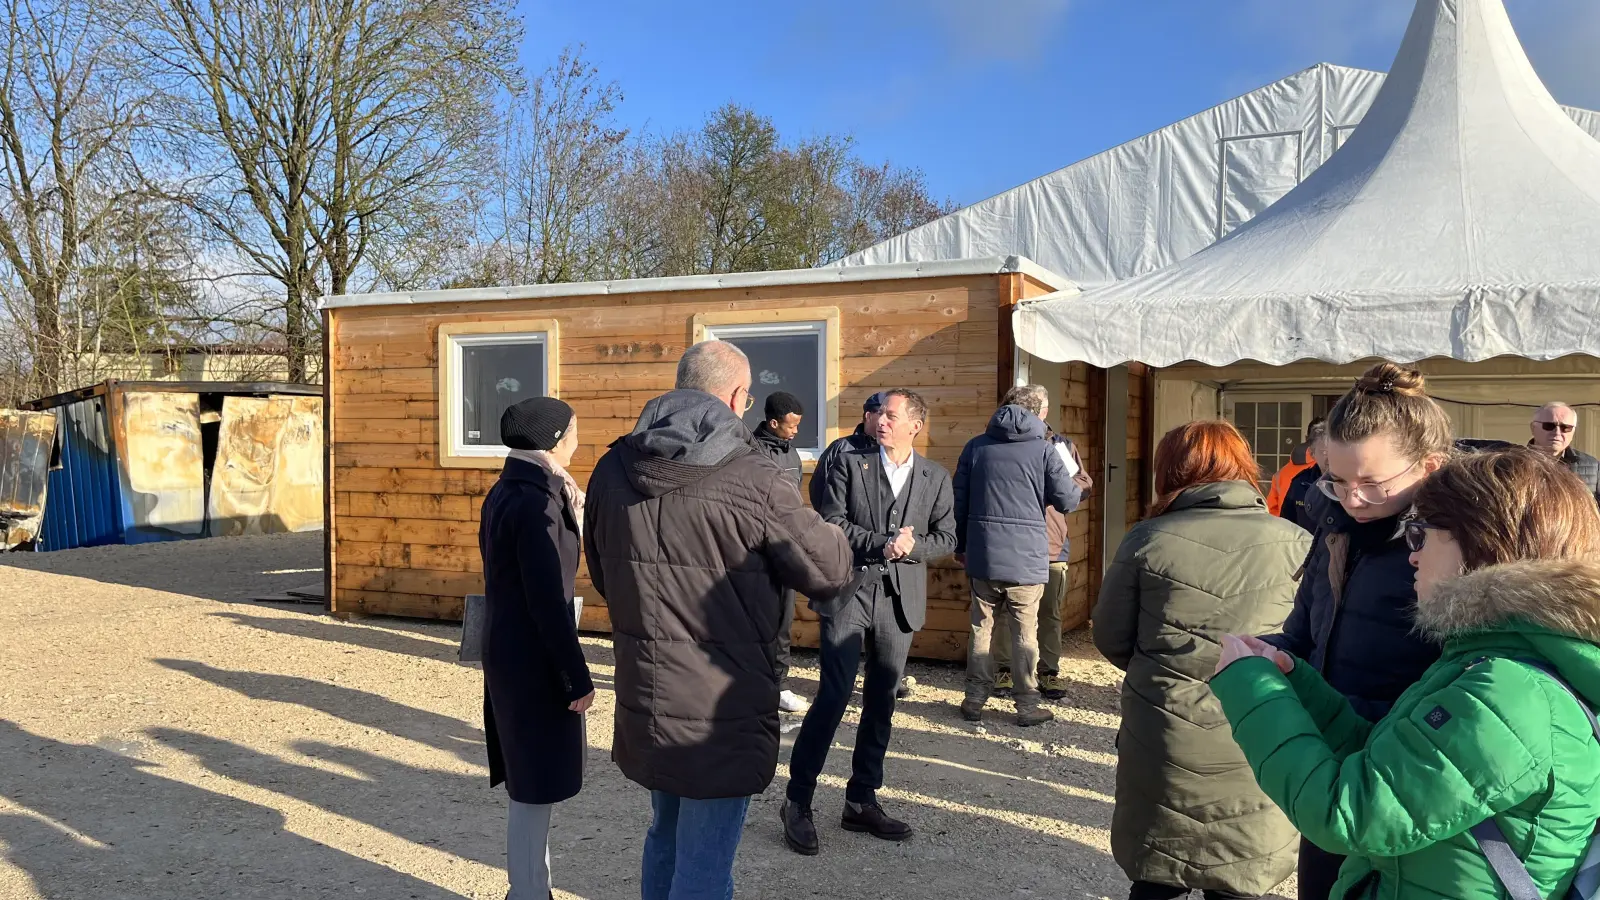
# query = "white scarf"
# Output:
<box><xmin>510</xmin><ymin>449</ymin><xmax>585</xmax><ymax>535</ymax></box>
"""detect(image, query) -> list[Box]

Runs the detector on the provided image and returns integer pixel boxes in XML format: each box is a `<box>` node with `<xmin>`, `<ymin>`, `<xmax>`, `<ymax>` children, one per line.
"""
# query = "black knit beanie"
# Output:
<box><xmin>500</xmin><ymin>397</ymin><xmax>575</xmax><ymax>451</ymax></box>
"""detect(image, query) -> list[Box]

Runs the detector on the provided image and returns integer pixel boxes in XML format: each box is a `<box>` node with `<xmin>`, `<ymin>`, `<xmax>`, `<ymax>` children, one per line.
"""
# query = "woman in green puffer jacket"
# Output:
<box><xmin>1213</xmin><ymin>449</ymin><xmax>1600</xmax><ymax>900</ymax></box>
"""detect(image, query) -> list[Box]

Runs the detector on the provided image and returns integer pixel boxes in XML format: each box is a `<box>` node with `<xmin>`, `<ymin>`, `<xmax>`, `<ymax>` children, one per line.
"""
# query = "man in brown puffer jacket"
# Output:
<box><xmin>584</xmin><ymin>340</ymin><xmax>852</xmax><ymax>900</ymax></box>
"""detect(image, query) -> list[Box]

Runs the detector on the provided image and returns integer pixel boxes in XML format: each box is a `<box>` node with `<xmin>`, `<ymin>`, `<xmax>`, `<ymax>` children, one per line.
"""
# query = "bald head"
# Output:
<box><xmin>677</xmin><ymin>340</ymin><xmax>752</xmax><ymax>413</ymax></box>
<box><xmin>1532</xmin><ymin>402</ymin><xmax>1579</xmax><ymax>455</ymax></box>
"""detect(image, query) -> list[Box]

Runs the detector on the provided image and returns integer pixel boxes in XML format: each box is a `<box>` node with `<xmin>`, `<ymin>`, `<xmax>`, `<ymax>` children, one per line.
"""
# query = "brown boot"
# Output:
<box><xmin>959</xmin><ymin>699</ymin><xmax>985</xmax><ymax>722</ymax></box>
<box><xmin>1016</xmin><ymin>706</ymin><xmax>1054</xmax><ymax>727</ymax></box>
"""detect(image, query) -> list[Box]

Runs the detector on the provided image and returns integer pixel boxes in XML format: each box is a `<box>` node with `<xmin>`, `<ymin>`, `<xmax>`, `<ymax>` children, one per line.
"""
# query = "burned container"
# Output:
<box><xmin>0</xmin><ymin>410</ymin><xmax>58</xmax><ymax>549</ymax></box>
<box><xmin>21</xmin><ymin>380</ymin><xmax>324</xmax><ymax>550</ymax></box>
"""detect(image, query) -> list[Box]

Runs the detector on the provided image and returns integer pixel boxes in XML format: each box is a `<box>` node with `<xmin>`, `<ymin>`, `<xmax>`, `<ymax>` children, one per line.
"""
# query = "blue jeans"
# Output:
<box><xmin>642</xmin><ymin>791</ymin><xmax>751</xmax><ymax>900</ymax></box>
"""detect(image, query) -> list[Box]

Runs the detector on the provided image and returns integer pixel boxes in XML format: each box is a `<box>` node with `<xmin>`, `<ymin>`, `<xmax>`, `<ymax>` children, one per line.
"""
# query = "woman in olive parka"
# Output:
<box><xmin>1094</xmin><ymin>420</ymin><xmax>1309</xmax><ymax>900</ymax></box>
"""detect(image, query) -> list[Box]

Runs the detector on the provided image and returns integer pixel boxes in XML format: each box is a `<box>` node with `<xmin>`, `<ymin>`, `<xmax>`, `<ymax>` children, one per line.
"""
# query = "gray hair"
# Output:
<box><xmin>677</xmin><ymin>341</ymin><xmax>750</xmax><ymax>395</ymax></box>
<box><xmin>1001</xmin><ymin>384</ymin><xmax>1050</xmax><ymax>418</ymax></box>
<box><xmin>1537</xmin><ymin>402</ymin><xmax>1578</xmax><ymax>422</ymax></box>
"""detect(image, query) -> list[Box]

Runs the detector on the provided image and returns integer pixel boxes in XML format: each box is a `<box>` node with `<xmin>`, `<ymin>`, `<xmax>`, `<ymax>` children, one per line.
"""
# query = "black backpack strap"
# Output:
<box><xmin>1464</xmin><ymin>657</ymin><xmax>1600</xmax><ymax>900</ymax></box>
<box><xmin>1470</xmin><ymin>819</ymin><xmax>1544</xmax><ymax>900</ymax></box>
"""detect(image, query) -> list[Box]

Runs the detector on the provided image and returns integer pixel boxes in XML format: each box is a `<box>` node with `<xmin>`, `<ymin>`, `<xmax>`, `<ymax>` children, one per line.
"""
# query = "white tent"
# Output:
<box><xmin>836</xmin><ymin>58</ymin><xmax>1600</xmax><ymax>298</ymax></box>
<box><xmin>1014</xmin><ymin>0</ymin><xmax>1600</xmax><ymax>368</ymax></box>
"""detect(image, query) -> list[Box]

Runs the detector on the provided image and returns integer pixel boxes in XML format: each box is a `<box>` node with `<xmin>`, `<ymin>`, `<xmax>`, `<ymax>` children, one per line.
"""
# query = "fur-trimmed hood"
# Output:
<box><xmin>1417</xmin><ymin>558</ymin><xmax>1600</xmax><ymax>643</ymax></box>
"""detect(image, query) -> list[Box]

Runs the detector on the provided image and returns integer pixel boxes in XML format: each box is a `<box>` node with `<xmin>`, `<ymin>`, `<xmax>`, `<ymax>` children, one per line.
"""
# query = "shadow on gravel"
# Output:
<box><xmin>209</xmin><ymin>611</ymin><xmax>464</xmax><ymax>662</ymax></box>
<box><xmin>0</xmin><ymin>719</ymin><xmax>469</xmax><ymax>900</ymax></box>
<box><xmin>154</xmin><ymin>659</ymin><xmax>491</xmax><ymax>766</ymax></box>
<box><xmin>0</xmin><ymin>532</ymin><xmax>324</xmax><ymax>603</ymax></box>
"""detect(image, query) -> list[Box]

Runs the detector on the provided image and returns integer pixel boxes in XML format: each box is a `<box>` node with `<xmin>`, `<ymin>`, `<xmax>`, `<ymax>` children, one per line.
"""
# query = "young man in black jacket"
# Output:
<box><xmin>753</xmin><ymin>391</ymin><xmax>810</xmax><ymax>712</ymax></box>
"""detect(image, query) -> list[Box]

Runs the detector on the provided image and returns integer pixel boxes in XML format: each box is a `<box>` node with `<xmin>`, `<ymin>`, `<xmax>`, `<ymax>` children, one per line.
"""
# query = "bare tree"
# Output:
<box><xmin>129</xmin><ymin>0</ymin><xmax>520</xmax><ymax>381</ymax></box>
<box><xmin>0</xmin><ymin>0</ymin><xmax>147</xmax><ymax>396</ymax></box>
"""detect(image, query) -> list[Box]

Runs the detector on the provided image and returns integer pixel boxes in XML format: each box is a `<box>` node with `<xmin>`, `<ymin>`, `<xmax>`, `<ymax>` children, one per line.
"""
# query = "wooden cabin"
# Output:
<box><xmin>320</xmin><ymin>257</ymin><xmax>1148</xmax><ymax>661</ymax></box>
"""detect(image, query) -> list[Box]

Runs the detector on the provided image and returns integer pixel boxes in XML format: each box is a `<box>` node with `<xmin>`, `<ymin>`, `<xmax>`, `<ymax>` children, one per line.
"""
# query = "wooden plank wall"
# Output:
<box><xmin>1050</xmin><ymin>362</ymin><xmax>1152</xmax><ymax>628</ymax></box>
<box><xmin>326</xmin><ymin>274</ymin><xmax>1010</xmax><ymax>661</ymax></box>
<box><xmin>1054</xmin><ymin>362</ymin><xmax>1097</xmax><ymax>629</ymax></box>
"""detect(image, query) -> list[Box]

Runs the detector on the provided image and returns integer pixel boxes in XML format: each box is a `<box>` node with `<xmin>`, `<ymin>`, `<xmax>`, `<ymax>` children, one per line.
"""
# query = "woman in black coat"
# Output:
<box><xmin>479</xmin><ymin>396</ymin><xmax>594</xmax><ymax>900</ymax></box>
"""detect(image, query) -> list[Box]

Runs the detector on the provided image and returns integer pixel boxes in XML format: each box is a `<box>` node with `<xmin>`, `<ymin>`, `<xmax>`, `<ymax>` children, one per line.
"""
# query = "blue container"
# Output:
<box><xmin>39</xmin><ymin>395</ymin><xmax>124</xmax><ymax>550</ymax></box>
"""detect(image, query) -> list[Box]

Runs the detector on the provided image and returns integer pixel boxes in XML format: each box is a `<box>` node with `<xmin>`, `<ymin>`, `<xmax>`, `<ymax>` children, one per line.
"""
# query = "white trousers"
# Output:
<box><xmin>507</xmin><ymin>799</ymin><xmax>553</xmax><ymax>899</ymax></box>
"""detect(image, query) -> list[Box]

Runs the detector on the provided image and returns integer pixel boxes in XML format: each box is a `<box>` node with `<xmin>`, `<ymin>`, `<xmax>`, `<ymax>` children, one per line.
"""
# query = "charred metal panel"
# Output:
<box><xmin>114</xmin><ymin>391</ymin><xmax>205</xmax><ymax>541</ymax></box>
<box><xmin>209</xmin><ymin>396</ymin><xmax>289</xmax><ymax>536</ymax></box>
<box><xmin>0</xmin><ymin>410</ymin><xmax>56</xmax><ymax>549</ymax></box>
<box><xmin>209</xmin><ymin>396</ymin><xmax>325</xmax><ymax>536</ymax></box>
<box><xmin>273</xmin><ymin>396</ymin><xmax>324</xmax><ymax>532</ymax></box>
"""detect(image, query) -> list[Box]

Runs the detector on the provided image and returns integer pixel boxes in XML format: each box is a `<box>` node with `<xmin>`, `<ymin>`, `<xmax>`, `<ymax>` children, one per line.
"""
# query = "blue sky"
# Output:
<box><xmin>515</xmin><ymin>0</ymin><xmax>1600</xmax><ymax>207</ymax></box>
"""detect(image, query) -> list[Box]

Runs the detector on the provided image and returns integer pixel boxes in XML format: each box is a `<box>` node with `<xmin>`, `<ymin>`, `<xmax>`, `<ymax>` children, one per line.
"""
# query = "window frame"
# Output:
<box><xmin>437</xmin><ymin>319</ymin><xmax>561</xmax><ymax>469</ymax></box>
<box><xmin>1222</xmin><ymin>391</ymin><xmax>1312</xmax><ymax>492</ymax></box>
<box><xmin>1214</xmin><ymin>130</ymin><xmax>1306</xmax><ymax>240</ymax></box>
<box><xmin>690</xmin><ymin>308</ymin><xmax>840</xmax><ymax>464</ymax></box>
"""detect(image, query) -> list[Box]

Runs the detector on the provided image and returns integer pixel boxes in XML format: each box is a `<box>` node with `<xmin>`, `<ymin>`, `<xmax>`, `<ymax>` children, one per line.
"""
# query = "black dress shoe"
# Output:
<box><xmin>842</xmin><ymin>800</ymin><xmax>914</xmax><ymax>842</ymax></box>
<box><xmin>781</xmin><ymin>800</ymin><xmax>819</xmax><ymax>856</ymax></box>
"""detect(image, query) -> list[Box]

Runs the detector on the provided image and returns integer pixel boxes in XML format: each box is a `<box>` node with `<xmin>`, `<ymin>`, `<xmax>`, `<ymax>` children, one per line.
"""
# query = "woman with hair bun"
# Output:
<box><xmin>1259</xmin><ymin>362</ymin><xmax>1455</xmax><ymax>900</ymax></box>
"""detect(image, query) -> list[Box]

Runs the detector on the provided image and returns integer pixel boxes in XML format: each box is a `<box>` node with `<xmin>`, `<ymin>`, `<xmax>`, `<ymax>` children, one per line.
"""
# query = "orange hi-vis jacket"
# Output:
<box><xmin>1266</xmin><ymin>446</ymin><xmax>1315</xmax><ymax>516</ymax></box>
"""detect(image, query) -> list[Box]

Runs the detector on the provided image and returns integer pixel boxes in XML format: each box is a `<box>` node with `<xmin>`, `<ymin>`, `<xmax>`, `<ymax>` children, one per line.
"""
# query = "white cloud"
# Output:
<box><xmin>917</xmin><ymin>0</ymin><xmax>1073</xmax><ymax>63</ymax></box>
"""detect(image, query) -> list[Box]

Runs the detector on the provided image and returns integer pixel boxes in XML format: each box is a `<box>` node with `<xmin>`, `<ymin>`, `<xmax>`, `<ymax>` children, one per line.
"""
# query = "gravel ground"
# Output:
<box><xmin>0</xmin><ymin>533</ymin><xmax>1289</xmax><ymax>900</ymax></box>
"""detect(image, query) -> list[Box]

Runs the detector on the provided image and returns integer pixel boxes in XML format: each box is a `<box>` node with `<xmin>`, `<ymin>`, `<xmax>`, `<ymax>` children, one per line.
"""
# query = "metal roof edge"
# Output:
<box><xmin>22</xmin><ymin>379</ymin><xmax>322</xmax><ymax>412</ymax></box>
<box><xmin>319</xmin><ymin>256</ymin><xmax>1075</xmax><ymax>310</ymax></box>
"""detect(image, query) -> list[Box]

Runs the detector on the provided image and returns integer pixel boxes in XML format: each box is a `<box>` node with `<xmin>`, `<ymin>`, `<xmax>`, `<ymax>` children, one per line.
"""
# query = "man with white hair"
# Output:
<box><xmin>954</xmin><ymin>384</ymin><xmax>1085</xmax><ymax>725</ymax></box>
<box><xmin>1531</xmin><ymin>402</ymin><xmax>1600</xmax><ymax>504</ymax></box>
<box><xmin>584</xmin><ymin>339</ymin><xmax>852</xmax><ymax>899</ymax></box>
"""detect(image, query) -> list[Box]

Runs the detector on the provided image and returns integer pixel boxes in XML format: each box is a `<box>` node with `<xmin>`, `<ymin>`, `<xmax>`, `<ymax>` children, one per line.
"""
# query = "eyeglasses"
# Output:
<box><xmin>1315</xmin><ymin>460</ymin><xmax>1421</xmax><ymax>505</ymax></box>
<box><xmin>740</xmin><ymin>388</ymin><xmax>755</xmax><ymax>413</ymax></box>
<box><xmin>1404</xmin><ymin>520</ymin><xmax>1445</xmax><ymax>553</ymax></box>
<box><xmin>1537</xmin><ymin>421</ymin><xmax>1576</xmax><ymax>434</ymax></box>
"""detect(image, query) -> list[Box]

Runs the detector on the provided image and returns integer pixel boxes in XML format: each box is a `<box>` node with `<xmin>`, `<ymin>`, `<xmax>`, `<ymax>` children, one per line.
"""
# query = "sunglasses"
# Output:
<box><xmin>1537</xmin><ymin>421</ymin><xmax>1576</xmax><ymax>434</ymax></box>
<box><xmin>1404</xmin><ymin>520</ymin><xmax>1445</xmax><ymax>553</ymax></box>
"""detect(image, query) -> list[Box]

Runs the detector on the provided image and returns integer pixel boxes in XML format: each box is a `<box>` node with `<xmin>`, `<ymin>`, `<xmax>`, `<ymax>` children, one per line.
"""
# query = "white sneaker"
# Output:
<box><xmin>779</xmin><ymin>690</ymin><xmax>811</xmax><ymax>713</ymax></box>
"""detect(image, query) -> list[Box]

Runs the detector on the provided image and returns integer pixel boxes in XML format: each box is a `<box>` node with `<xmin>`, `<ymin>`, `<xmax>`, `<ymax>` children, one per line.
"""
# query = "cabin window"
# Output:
<box><xmin>437</xmin><ymin>320</ymin><xmax>561</xmax><ymax>467</ymax></box>
<box><xmin>692</xmin><ymin>309</ymin><xmax>841</xmax><ymax>461</ymax></box>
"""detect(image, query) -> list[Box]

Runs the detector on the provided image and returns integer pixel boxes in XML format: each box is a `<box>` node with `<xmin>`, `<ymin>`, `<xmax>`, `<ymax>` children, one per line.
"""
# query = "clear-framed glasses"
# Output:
<box><xmin>1315</xmin><ymin>460</ymin><xmax>1421</xmax><ymax>505</ymax></box>
<box><xmin>1403</xmin><ymin>520</ymin><xmax>1445</xmax><ymax>553</ymax></box>
<box><xmin>740</xmin><ymin>388</ymin><xmax>755</xmax><ymax>413</ymax></box>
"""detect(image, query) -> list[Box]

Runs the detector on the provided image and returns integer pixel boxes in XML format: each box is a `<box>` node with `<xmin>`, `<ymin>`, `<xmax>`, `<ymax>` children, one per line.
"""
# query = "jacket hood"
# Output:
<box><xmin>1420</xmin><ymin>558</ymin><xmax>1600</xmax><ymax>706</ymax></box>
<box><xmin>752</xmin><ymin>421</ymin><xmax>791</xmax><ymax>452</ymax></box>
<box><xmin>619</xmin><ymin>390</ymin><xmax>754</xmax><ymax>498</ymax></box>
<box><xmin>1164</xmin><ymin>480</ymin><xmax>1267</xmax><ymax>514</ymax></box>
<box><xmin>1418</xmin><ymin>558</ymin><xmax>1600</xmax><ymax>643</ymax></box>
<box><xmin>985</xmin><ymin>405</ymin><xmax>1047</xmax><ymax>443</ymax></box>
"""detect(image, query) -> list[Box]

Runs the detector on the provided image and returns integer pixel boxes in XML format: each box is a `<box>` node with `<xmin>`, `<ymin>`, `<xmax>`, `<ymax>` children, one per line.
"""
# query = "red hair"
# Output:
<box><xmin>1149</xmin><ymin>420</ymin><xmax>1262</xmax><ymax>517</ymax></box>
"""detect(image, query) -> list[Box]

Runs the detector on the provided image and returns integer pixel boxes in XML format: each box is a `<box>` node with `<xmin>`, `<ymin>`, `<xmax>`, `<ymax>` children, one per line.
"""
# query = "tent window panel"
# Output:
<box><xmin>1217</xmin><ymin>132</ymin><xmax>1304</xmax><ymax>238</ymax></box>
